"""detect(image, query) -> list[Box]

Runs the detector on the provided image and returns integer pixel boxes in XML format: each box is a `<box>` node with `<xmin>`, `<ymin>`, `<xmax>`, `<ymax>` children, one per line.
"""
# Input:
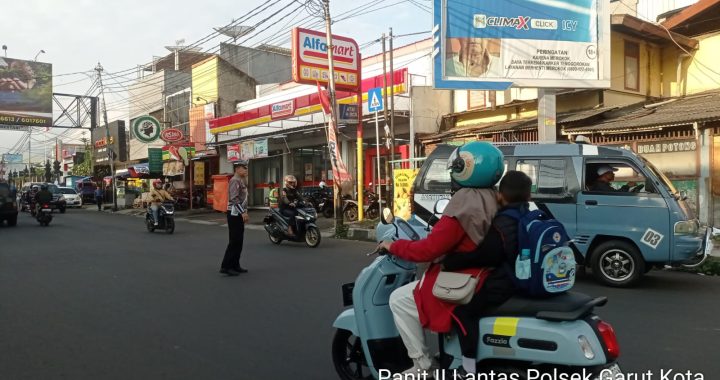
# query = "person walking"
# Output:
<box><xmin>94</xmin><ymin>186</ymin><xmax>104</xmax><ymax>211</ymax></box>
<box><xmin>220</xmin><ymin>160</ymin><xmax>249</xmax><ymax>276</ymax></box>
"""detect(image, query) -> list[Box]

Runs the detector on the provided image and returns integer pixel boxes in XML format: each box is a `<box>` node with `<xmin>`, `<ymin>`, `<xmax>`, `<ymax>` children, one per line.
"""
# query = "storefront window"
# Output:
<box><xmin>292</xmin><ymin>146</ymin><xmax>330</xmax><ymax>186</ymax></box>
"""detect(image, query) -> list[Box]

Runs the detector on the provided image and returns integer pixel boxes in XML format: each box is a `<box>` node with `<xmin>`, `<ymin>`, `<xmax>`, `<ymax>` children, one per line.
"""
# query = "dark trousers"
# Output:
<box><xmin>453</xmin><ymin>286</ymin><xmax>513</xmax><ymax>358</ymax></box>
<box><xmin>95</xmin><ymin>196</ymin><xmax>103</xmax><ymax>210</ymax></box>
<box><xmin>221</xmin><ymin>213</ymin><xmax>245</xmax><ymax>270</ymax></box>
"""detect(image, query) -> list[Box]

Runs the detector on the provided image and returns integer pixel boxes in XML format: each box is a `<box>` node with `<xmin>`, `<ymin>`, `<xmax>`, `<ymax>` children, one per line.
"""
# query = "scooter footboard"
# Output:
<box><xmin>443</xmin><ymin>316</ymin><xmax>607</xmax><ymax>367</ymax></box>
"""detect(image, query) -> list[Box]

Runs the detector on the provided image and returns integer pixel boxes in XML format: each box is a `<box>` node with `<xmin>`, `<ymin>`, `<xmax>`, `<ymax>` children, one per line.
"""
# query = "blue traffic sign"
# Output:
<box><xmin>367</xmin><ymin>87</ymin><xmax>384</xmax><ymax>113</ymax></box>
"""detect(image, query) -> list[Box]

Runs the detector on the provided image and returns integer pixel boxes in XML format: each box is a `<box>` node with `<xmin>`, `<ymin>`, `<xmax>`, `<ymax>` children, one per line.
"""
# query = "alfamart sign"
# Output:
<box><xmin>292</xmin><ymin>27</ymin><xmax>360</xmax><ymax>91</ymax></box>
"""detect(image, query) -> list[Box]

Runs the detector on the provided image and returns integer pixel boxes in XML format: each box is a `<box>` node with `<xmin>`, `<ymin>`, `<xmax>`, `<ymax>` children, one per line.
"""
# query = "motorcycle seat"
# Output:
<box><xmin>487</xmin><ymin>292</ymin><xmax>607</xmax><ymax>321</ymax></box>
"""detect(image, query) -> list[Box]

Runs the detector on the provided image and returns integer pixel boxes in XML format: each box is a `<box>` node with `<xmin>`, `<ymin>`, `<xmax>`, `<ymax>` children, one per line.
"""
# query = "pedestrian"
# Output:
<box><xmin>220</xmin><ymin>160</ymin><xmax>249</xmax><ymax>276</ymax></box>
<box><xmin>95</xmin><ymin>186</ymin><xmax>104</xmax><ymax>211</ymax></box>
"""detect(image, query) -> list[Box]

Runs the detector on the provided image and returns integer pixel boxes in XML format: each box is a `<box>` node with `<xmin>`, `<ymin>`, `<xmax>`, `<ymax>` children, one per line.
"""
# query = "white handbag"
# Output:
<box><xmin>432</xmin><ymin>271</ymin><xmax>480</xmax><ymax>305</ymax></box>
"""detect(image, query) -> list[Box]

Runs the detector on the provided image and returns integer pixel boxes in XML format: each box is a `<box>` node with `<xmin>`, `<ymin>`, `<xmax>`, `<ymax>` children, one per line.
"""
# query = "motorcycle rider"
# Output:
<box><xmin>279</xmin><ymin>175</ymin><xmax>301</xmax><ymax>236</ymax></box>
<box><xmin>34</xmin><ymin>184</ymin><xmax>53</xmax><ymax>214</ymax></box>
<box><xmin>377</xmin><ymin>141</ymin><xmax>504</xmax><ymax>377</ymax></box>
<box><xmin>25</xmin><ymin>185</ymin><xmax>39</xmax><ymax>212</ymax></box>
<box><xmin>149</xmin><ymin>180</ymin><xmax>174</xmax><ymax>225</ymax></box>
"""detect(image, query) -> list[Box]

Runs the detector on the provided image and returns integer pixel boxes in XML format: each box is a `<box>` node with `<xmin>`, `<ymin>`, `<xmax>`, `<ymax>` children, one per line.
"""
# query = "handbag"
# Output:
<box><xmin>432</xmin><ymin>271</ymin><xmax>481</xmax><ymax>305</ymax></box>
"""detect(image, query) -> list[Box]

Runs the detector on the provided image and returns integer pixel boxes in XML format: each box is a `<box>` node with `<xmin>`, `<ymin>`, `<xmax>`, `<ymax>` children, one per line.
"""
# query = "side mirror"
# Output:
<box><xmin>381</xmin><ymin>208</ymin><xmax>394</xmax><ymax>225</ymax></box>
<box><xmin>680</xmin><ymin>190</ymin><xmax>688</xmax><ymax>201</ymax></box>
<box><xmin>434</xmin><ymin>198</ymin><xmax>450</xmax><ymax>215</ymax></box>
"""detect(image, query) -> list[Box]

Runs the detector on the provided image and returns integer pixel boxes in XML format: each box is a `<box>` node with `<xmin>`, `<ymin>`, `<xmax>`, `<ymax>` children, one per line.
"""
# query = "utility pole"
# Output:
<box><xmin>381</xmin><ymin>34</ymin><xmax>391</xmax><ymax>207</ymax></box>
<box><xmin>95</xmin><ymin>62</ymin><xmax>117</xmax><ymax>211</ymax></box>
<box><xmin>389</xmin><ymin>28</ymin><xmax>396</xmax><ymax>212</ymax></box>
<box><xmin>322</xmin><ymin>0</ymin><xmax>344</xmax><ymax>231</ymax></box>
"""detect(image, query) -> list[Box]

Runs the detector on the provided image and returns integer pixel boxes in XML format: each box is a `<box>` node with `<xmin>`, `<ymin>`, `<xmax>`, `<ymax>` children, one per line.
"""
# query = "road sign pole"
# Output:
<box><xmin>375</xmin><ymin>111</ymin><xmax>381</xmax><ymax>204</ymax></box>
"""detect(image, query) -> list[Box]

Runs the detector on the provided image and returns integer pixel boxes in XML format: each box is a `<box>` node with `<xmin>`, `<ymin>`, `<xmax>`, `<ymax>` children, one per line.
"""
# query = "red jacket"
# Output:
<box><xmin>390</xmin><ymin>216</ymin><xmax>491</xmax><ymax>333</ymax></box>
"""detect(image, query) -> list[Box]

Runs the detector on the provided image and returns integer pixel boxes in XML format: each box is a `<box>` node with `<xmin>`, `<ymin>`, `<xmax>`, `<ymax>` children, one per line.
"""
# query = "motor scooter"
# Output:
<box><xmin>331</xmin><ymin>201</ymin><xmax>622</xmax><ymax>379</ymax></box>
<box><xmin>36</xmin><ymin>203</ymin><xmax>53</xmax><ymax>226</ymax></box>
<box><xmin>263</xmin><ymin>203</ymin><xmax>322</xmax><ymax>248</ymax></box>
<box><xmin>146</xmin><ymin>201</ymin><xmax>175</xmax><ymax>234</ymax></box>
<box><xmin>343</xmin><ymin>189</ymin><xmax>381</xmax><ymax>221</ymax></box>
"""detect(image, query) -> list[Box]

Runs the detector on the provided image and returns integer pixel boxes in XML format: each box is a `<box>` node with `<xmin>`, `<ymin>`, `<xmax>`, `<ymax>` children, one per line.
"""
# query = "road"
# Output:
<box><xmin>1</xmin><ymin>208</ymin><xmax>719</xmax><ymax>379</ymax></box>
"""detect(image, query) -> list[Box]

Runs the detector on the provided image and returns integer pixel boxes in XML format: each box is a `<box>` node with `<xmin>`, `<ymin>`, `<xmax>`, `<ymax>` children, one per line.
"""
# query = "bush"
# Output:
<box><xmin>683</xmin><ymin>256</ymin><xmax>720</xmax><ymax>276</ymax></box>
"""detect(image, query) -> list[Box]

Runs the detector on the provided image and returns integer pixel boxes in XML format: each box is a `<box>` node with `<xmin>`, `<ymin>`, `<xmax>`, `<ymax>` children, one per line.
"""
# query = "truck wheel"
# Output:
<box><xmin>591</xmin><ymin>240</ymin><xmax>645</xmax><ymax>287</ymax></box>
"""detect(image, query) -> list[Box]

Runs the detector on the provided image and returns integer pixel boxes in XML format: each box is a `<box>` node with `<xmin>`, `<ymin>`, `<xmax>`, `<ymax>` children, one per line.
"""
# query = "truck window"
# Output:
<box><xmin>422</xmin><ymin>158</ymin><xmax>451</xmax><ymax>192</ymax></box>
<box><xmin>585</xmin><ymin>162</ymin><xmax>652</xmax><ymax>193</ymax></box>
<box><xmin>516</xmin><ymin>159</ymin><xmax>567</xmax><ymax>196</ymax></box>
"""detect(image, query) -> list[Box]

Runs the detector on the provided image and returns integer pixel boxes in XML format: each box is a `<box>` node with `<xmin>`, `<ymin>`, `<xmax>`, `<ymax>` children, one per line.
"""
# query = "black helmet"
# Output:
<box><xmin>40</xmin><ymin>184</ymin><xmax>48</xmax><ymax>190</ymax></box>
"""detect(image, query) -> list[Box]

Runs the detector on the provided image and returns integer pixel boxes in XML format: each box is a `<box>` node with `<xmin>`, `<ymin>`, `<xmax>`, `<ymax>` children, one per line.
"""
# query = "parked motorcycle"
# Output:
<box><xmin>263</xmin><ymin>203</ymin><xmax>321</xmax><ymax>247</ymax></box>
<box><xmin>146</xmin><ymin>201</ymin><xmax>175</xmax><ymax>234</ymax></box>
<box><xmin>342</xmin><ymin>189</ymin><xmax>380</xmax><ymax>222</ymax></box>
<box><xmin>331</xmin><ymin>202</ymin><xmax>622</xmax><ymax>379</ymax></box>
<box><xmin>36</xmin><ymin>203</ymin><xmax>53</xmax><ymax>227</ymax></box>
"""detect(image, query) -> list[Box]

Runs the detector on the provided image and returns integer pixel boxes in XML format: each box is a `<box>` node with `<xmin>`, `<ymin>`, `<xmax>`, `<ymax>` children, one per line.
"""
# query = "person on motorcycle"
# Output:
<box><xmin>149</xmin><ymin>180</ymin><xmax>174</xmax><ymax>225</ymax></box>
<box><xmin>377</xmin><ymin>141</ymin><xmax>504</xmax><ymax>377</ymax></box>
<box><xmin>279</xmin><ymin>175</ymin><xmax>301</xmax><ymax>236</ymax></box>
<box><xmin>34</xmin><ymin>184</ymin><xmax>53</xmax><ymax>214</ymax></box>
<box><xmin>439</xmin><ymin>170</ymin><xmax>531</xmax><ymax>377</ymax></box>
<box><xmin>26</xmin><ymin>185</ymin><xmax>39</xmax><ymax>209</ymax></box>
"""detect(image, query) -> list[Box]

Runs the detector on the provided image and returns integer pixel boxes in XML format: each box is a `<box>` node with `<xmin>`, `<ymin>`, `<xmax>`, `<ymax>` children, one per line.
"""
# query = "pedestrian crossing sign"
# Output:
<box><xmin>368</xmin><ymin>87</ymin><xmax>384</xmax><ymax>112</ymax></box>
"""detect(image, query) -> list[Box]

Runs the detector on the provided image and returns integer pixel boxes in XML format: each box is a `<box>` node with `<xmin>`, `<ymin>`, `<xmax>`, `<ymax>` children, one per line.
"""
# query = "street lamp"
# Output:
<box><xmin>2</xmin><ymin>45</ymin><xmax>7</xmax><ymax>57</ymax></box>
<box><xmin>34</xmin><ymin>49</ymin><xmax>45</xmax><ymax>61</ymax></box>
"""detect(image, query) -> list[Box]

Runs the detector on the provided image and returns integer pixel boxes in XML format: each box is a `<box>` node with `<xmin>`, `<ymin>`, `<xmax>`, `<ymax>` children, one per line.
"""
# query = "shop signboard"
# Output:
<box><xmin>291</xmin><ymin>27</ymin><xmax>360</xmax><ymax>91</ymax></box>
<box><xmin>148</xmin><ymin>148</ymin><xmax>163</xmax><ymax>174</ymax></box>
<box><xmin>227</xmin><ymin>144</ymin><xmax>241</xmax><ymax>162</ymax></box>
<box><xmin>433</xmin><ymin>0</ymin><xmax>610</xmax><ymax>90</ymax></box>
<box><xmin>393</xmin><ymin>169</ymin><xmax>419</xmax><ymax>220</ymax></box>
<box><xmin>637</xmin><ymin>140</ymin><xmax>697</xmax><ymax>154</ymax></box>
<box><xmin>254</xmin><ymin>139</ymin><xmax>268</xmax><ymax>158</ymax></box>
<box><xmin>132</xmin><ymin>115</ymin><xmax>161</xmax><ymax>143</ymax></box>
<box><xmin>160</xmin><ymin>128</ymin><xmax>185</xmax><ymax>143</ymax></box>
<box><xmin>338</xmin><ymin>104</ymin><xmax>359</xmax><ymax>124</ymax></box>
<box><xmin>271</xmin><ymin>100</ymin><xmax>294</xmax><ymax>119</ymax></box>
<box><xmin>0</xmin><ymin>57</ymin><xmax>53</xmax><ymax>128</ymax></box>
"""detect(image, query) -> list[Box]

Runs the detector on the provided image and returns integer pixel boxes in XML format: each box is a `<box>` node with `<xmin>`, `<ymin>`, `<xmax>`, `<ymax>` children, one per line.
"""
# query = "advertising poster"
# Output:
<box><xmin>393</xmin><ymin>168</ymin><xmax>419</xmax><ymax>220</ymax></box>
<box><xmin>254</xmin><ymin>139</ymin><xmax>268</xmax><ymax>158</ymax></box>
<box><xmin>434</xmin><ymin>0</ymin><xmax>609</xmax><ymax>89</ymax></box>
<box><xmin>227</xmin><ymin>144</ymin><xmax>241</xmax><ymax>162</ymax></box>
<box><xmin>2</xmin><ymin>153</ymin><xmax>23</xmax><ymax>163</ymax></box>
<box><xmin>148</xmin><ymin>148</ymin><xmax>163</xmax><ymax>174</ymax></box>
<box><xmin>0</xmin><ymin>57</ymin><xmax>52</xmax><ymax>128</ymax></box>
<box><xmin>194</xmin><ymin>161</ymin><xmax>205</xmax><ymax>186</ymax></box>
<box><xmin>241</xmin><ymin>141</ymin><xmax>254</xmax><ymax>161</ymax></box>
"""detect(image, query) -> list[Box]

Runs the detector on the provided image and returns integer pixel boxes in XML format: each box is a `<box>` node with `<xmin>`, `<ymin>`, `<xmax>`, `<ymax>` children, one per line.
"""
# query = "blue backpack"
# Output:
<box><xmin>500</xmin><ymin>208</ymin><xmax>576</xmax><ymax>297</ymax></box>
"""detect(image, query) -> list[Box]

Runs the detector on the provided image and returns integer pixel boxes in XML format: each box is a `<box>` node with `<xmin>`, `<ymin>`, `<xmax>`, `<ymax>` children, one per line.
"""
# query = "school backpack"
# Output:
<box><xmin>500</xmin><ymin>208</ymin><xmax>576</xmax><ymax>297</ymax></box>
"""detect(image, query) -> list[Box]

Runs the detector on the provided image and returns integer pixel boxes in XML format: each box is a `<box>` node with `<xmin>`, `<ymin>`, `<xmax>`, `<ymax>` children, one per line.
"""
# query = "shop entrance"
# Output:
<box><xmin>250</xmin><ymin>156</ymin><xmax>282</xmax><ymax>207</ymax></box>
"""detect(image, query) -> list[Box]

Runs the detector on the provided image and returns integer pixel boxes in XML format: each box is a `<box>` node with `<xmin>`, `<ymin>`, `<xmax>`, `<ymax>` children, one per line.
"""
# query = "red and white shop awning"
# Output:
<box><xmin>209</xmin><ymin>68</ymin><xmax>408</xmax><ymax>134</ymax></box>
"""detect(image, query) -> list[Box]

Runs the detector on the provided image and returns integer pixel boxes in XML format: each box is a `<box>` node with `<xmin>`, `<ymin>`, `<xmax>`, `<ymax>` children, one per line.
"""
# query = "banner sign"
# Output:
<box><xmin>433</xmin><ymin>0</ymin><xmax>610</xmax><ymax>90</ymax></box>
<box><xmin>393</xmin><ymin>169</ymin><xmax>419</xmax><ymax>220</ymax></box>
<box><xmin>227</xmin><ymin>144</ymin><xmax>241</xmax><ymax>162</ymax></box>
<box><xmin>327</xmin><ymin>117</ymin><xmax>353</xmax><ymax>185</ymax></box>
<box><xmin>338</xmin><ymin>104</ymin><xmax>359</xmax><ymax>124</ymax></box>
<box><xmin>637</xmin><ymin>140</ymin><xmax>697</xmax><ymax>154</ymax></box>
<box><xmin>292</xmin><ymin>27</ymin><xmax>360</xmax><ymax>91</ymax></box>
<box><xmin>194</xmin><ymin>161</ymin><xmax>205</xmax><ymax>186</ymax></box>
<box><xmin>254</xmin><ymin>139</ymin><xmax>268</xmax><ymax>158</ymax></box>
<box><xmin>148</xmin><ymin>148</ymin><xmax>163</xmax><ymax>174</ymax></box>
<box><xmin>0</xmin><ymin>57</ymin><xmax>53</xmax><ymax>128</ymax></box>
<box><xmin>241</xmin><ymin>141</ymin><xmax>254</xmax><ymax>161</ymax></box>
<box><xmin>132</xmin><ymin>115</ymin><xmax>161</xmax><ymax>143</ymax></box>
<box><xmin>271</xmin><ymin>100</ymin><xmax>295</xmax><ymax>119</ymax></box>
<box><xmin>2</xmin><ymin>153</ymin><xmax>23</xmax><ymax>163</ymax></box>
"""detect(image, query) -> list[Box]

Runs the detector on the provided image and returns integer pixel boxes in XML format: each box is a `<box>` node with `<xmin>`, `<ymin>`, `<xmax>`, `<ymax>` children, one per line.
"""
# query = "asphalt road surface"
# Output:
<box><xmin>1</xmin><ymin>209</ymin><xmax>719</xmax><ymax>379</ymax></box>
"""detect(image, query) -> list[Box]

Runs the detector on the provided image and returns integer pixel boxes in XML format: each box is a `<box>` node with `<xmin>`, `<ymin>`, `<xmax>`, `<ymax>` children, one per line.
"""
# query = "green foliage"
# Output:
<box><xmin>73</xmin><ymin>145</ymin><xmax>93</xmax><ymax>177</ymax></box>
<box><xmin>681</xmin><ymin>256</ymin><xmax>720</xmax><ymax>276</ymax></box>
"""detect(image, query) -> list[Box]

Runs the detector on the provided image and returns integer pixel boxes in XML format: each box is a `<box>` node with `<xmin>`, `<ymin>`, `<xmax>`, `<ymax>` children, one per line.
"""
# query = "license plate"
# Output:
<box><xmin>42</xmin><ymin>209</ymin><xmax>51</xmax><ymax>212</ymax></box>
<box><xmin>594</xmin><ymin>364</ymin><xmax>622</xmax><ymax>380</ymax></box>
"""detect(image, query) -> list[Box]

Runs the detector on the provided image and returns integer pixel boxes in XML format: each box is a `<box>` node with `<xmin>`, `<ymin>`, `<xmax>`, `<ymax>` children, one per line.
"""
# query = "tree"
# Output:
<box><xmin>73</xmin><ymin>143</ymin><xmax>93</xmax><ymax>177</ymax></box>
<box><xmin>44</xmin><ymin>160</ymin><xmax>52</xmax><ymax>183</ymax></box>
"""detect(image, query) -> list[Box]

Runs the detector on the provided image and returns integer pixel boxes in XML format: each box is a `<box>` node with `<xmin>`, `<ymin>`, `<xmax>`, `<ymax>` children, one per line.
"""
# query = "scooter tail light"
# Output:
<box><xmin>597</xmin><ymin>320</ymin><xmax>620</xmax><ymax>360</ymax></box>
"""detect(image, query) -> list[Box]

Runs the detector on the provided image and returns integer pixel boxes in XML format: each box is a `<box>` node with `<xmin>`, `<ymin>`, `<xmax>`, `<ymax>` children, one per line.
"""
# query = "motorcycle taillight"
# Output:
<box><xmin>597</xmin><ymin>320</ymin><xmax>620</xmax><ymax>360</ymax></box>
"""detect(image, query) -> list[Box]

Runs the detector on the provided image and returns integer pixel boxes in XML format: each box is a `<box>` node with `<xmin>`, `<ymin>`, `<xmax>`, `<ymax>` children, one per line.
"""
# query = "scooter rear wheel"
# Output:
<box><xmin>165</xmin><ymin>218</ymin><xmax>175</xmax><ymax>234</ymax></box>
<box><xmin>305</xmin><ymin>226</ymin><xmax>321</xmax><ymax>248</ymax></box>
<box><xmin>269</xmin><ymin>233</ymin><xmax>282</xmax><ymax>245</ymax></box>
<box><xmin>332</xmin><ymin>329</ymin><xmax>372</xmax><ymax>380</ymax></box>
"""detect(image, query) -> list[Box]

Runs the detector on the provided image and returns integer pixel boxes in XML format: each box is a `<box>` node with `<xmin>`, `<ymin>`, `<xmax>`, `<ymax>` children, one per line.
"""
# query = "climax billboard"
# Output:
<box><xmin>0</xmin><ymin>57</ymin><xmax>53</xmax><ymax>127</ymax></box>
<box><xmin>292</xmin><ymin>28</ymin><xmax>360</xmax><ymax>91</ymax></box>
<box><xmin>433</xmin><ymin>0</ymin><xmax>610</xmax><ymax>90</ymax></box>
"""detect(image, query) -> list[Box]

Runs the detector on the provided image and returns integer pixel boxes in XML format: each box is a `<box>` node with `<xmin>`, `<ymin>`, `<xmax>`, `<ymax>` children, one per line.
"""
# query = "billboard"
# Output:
<box><xmin>0</xmin><ymin>57</ymin><xmax>52</xmax><ymax>127</ymax></box>
<box><xmin>2</xmin><ymin>153</ymin><xmax>23</xmax><ymax>163</ymax></box>
<box><xmin>292</xmin><ymin>28</ymin><xmax>360</xmax><ymax>91</ymax></box>
<box><xmin>91</xmin><ymin>121</ymin><xmax>128</xmax><ymax>165</ymax></box>
<box><xmin>433</xmin><ymin>0</ymin><xmax>610</xmax><ymax>90</ymax></box>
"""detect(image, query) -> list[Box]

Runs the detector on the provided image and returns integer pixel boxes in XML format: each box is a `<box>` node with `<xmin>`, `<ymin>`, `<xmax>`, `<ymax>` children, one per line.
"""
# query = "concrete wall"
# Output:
<box><xmin>411</xmin><ymin>86</ymin><xmax>451</xmax><ymax>134</ymax></box>
<box><xmin>128</xmin><ymin>70</ymin><xmax>191</xmax><ymax>120</ymax></box>
<box><xmin>608</xmin><ymin>32</ymin><xmax>663</xmax><ymax>99</ymax></box>
<box><xmin>217</xmin><ymin>59</ymin><xmax>256</xmax><ymax>117</ymax></box>
<box><xmin>220</xmin><ymin>43</ymin><xmax>291</xmax><ymax>85</ymax></box>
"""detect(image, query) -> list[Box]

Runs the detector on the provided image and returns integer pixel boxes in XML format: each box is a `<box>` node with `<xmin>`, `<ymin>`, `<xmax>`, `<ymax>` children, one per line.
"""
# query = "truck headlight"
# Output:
<box><xmin>674</xmin><ymin>220</ymin><xmax>699</xmax><ymax>235</ymax></box>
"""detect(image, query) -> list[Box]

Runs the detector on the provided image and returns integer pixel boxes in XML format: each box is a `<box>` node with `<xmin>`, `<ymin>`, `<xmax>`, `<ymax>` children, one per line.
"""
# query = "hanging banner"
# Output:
<box><xmin>194</xmin><ymin>161</ymin><xmax>205</xmax><ymax>186</ymax></box>
<box><xmin>393</xmin><ymin>169</ymin><xmax>419</xmax><ymax>220</ymax></box>
<box><xmin>326</xmin><ymin>117</ymin><xmax>353</xmax><ymax>185</ymax></box>
<box><xmin>148</xmin><ymin>148</ymin><xmax>163</xmax><ymax>174</ymax></box>
<box><xmin>241</xmin><ymin>141</ymin><xmax>254</xmax><ymax>161</ymax></box>
<box><xmin>254</xmin><ymin>139</ymin><xmax>268</xmax><ymax>158</ymax></box>
<box><xmin>227</xmin><ymin>144</ymin><xmax>241</xmax><ymax>162</ymax></box>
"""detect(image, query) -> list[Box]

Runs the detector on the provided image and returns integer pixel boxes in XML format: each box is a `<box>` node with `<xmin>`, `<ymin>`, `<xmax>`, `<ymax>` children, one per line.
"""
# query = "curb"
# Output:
<box><xmin>344</xmin><ymin>227</ymin><xmax>377</xmax><ymax>242</ymax></box>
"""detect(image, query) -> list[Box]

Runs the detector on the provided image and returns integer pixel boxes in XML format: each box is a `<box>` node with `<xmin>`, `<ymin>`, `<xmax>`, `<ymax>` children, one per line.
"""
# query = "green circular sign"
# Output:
<box><xmin>132</xmin><ymin>115</ymin><xmax>161</xmax><ymax>143</ymax></box>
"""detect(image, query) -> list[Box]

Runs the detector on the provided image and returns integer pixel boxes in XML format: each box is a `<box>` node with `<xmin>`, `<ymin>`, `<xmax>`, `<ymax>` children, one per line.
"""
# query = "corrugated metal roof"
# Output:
<box><xmin>563</xmin><ymin>91</ymin><xmax>720</xmax><ymax>134</ymax></box>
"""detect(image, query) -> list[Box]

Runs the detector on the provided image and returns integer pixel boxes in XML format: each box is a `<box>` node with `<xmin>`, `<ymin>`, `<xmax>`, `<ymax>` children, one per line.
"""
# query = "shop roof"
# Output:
<box><xmin>662</xmin><ymin>0</ymin><xmax>720</xmax><ymax>35</ymax></box>
<box><xmin>563</xmin><ymin>90</ymin><xmax>720</xmax><ymax>134</ymax></box>
<box><xmin>610</xmin><ymin>14</ymin><xmax>699</xmax><ymax>50</ymax></box>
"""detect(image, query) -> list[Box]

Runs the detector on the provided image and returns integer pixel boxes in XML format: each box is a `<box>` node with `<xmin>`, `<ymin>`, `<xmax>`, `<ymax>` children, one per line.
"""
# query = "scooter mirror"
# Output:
<box><xmin>434</xmin><ymin>198</ymin><xmax>450</xmax><ymax>215</ymax></box>
<box><xmin>381</xmin><ymin>208</ymin><xmax>394</xmax><ymax>224</ymax></box>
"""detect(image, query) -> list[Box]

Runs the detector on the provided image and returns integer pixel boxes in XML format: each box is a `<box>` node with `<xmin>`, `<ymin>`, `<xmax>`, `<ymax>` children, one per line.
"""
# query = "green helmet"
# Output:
<box><xmin>447</xmin><ymin>141</ymin><xmax>504</xmax><ymax>188</ymax></box>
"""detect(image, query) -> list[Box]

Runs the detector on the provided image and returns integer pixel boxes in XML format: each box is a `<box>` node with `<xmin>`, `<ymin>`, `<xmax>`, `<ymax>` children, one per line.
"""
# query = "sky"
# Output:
<box><xmin>0</xmin><ymin>0</ymin><xmax>433</xmax><ymax>165</ymax></box>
